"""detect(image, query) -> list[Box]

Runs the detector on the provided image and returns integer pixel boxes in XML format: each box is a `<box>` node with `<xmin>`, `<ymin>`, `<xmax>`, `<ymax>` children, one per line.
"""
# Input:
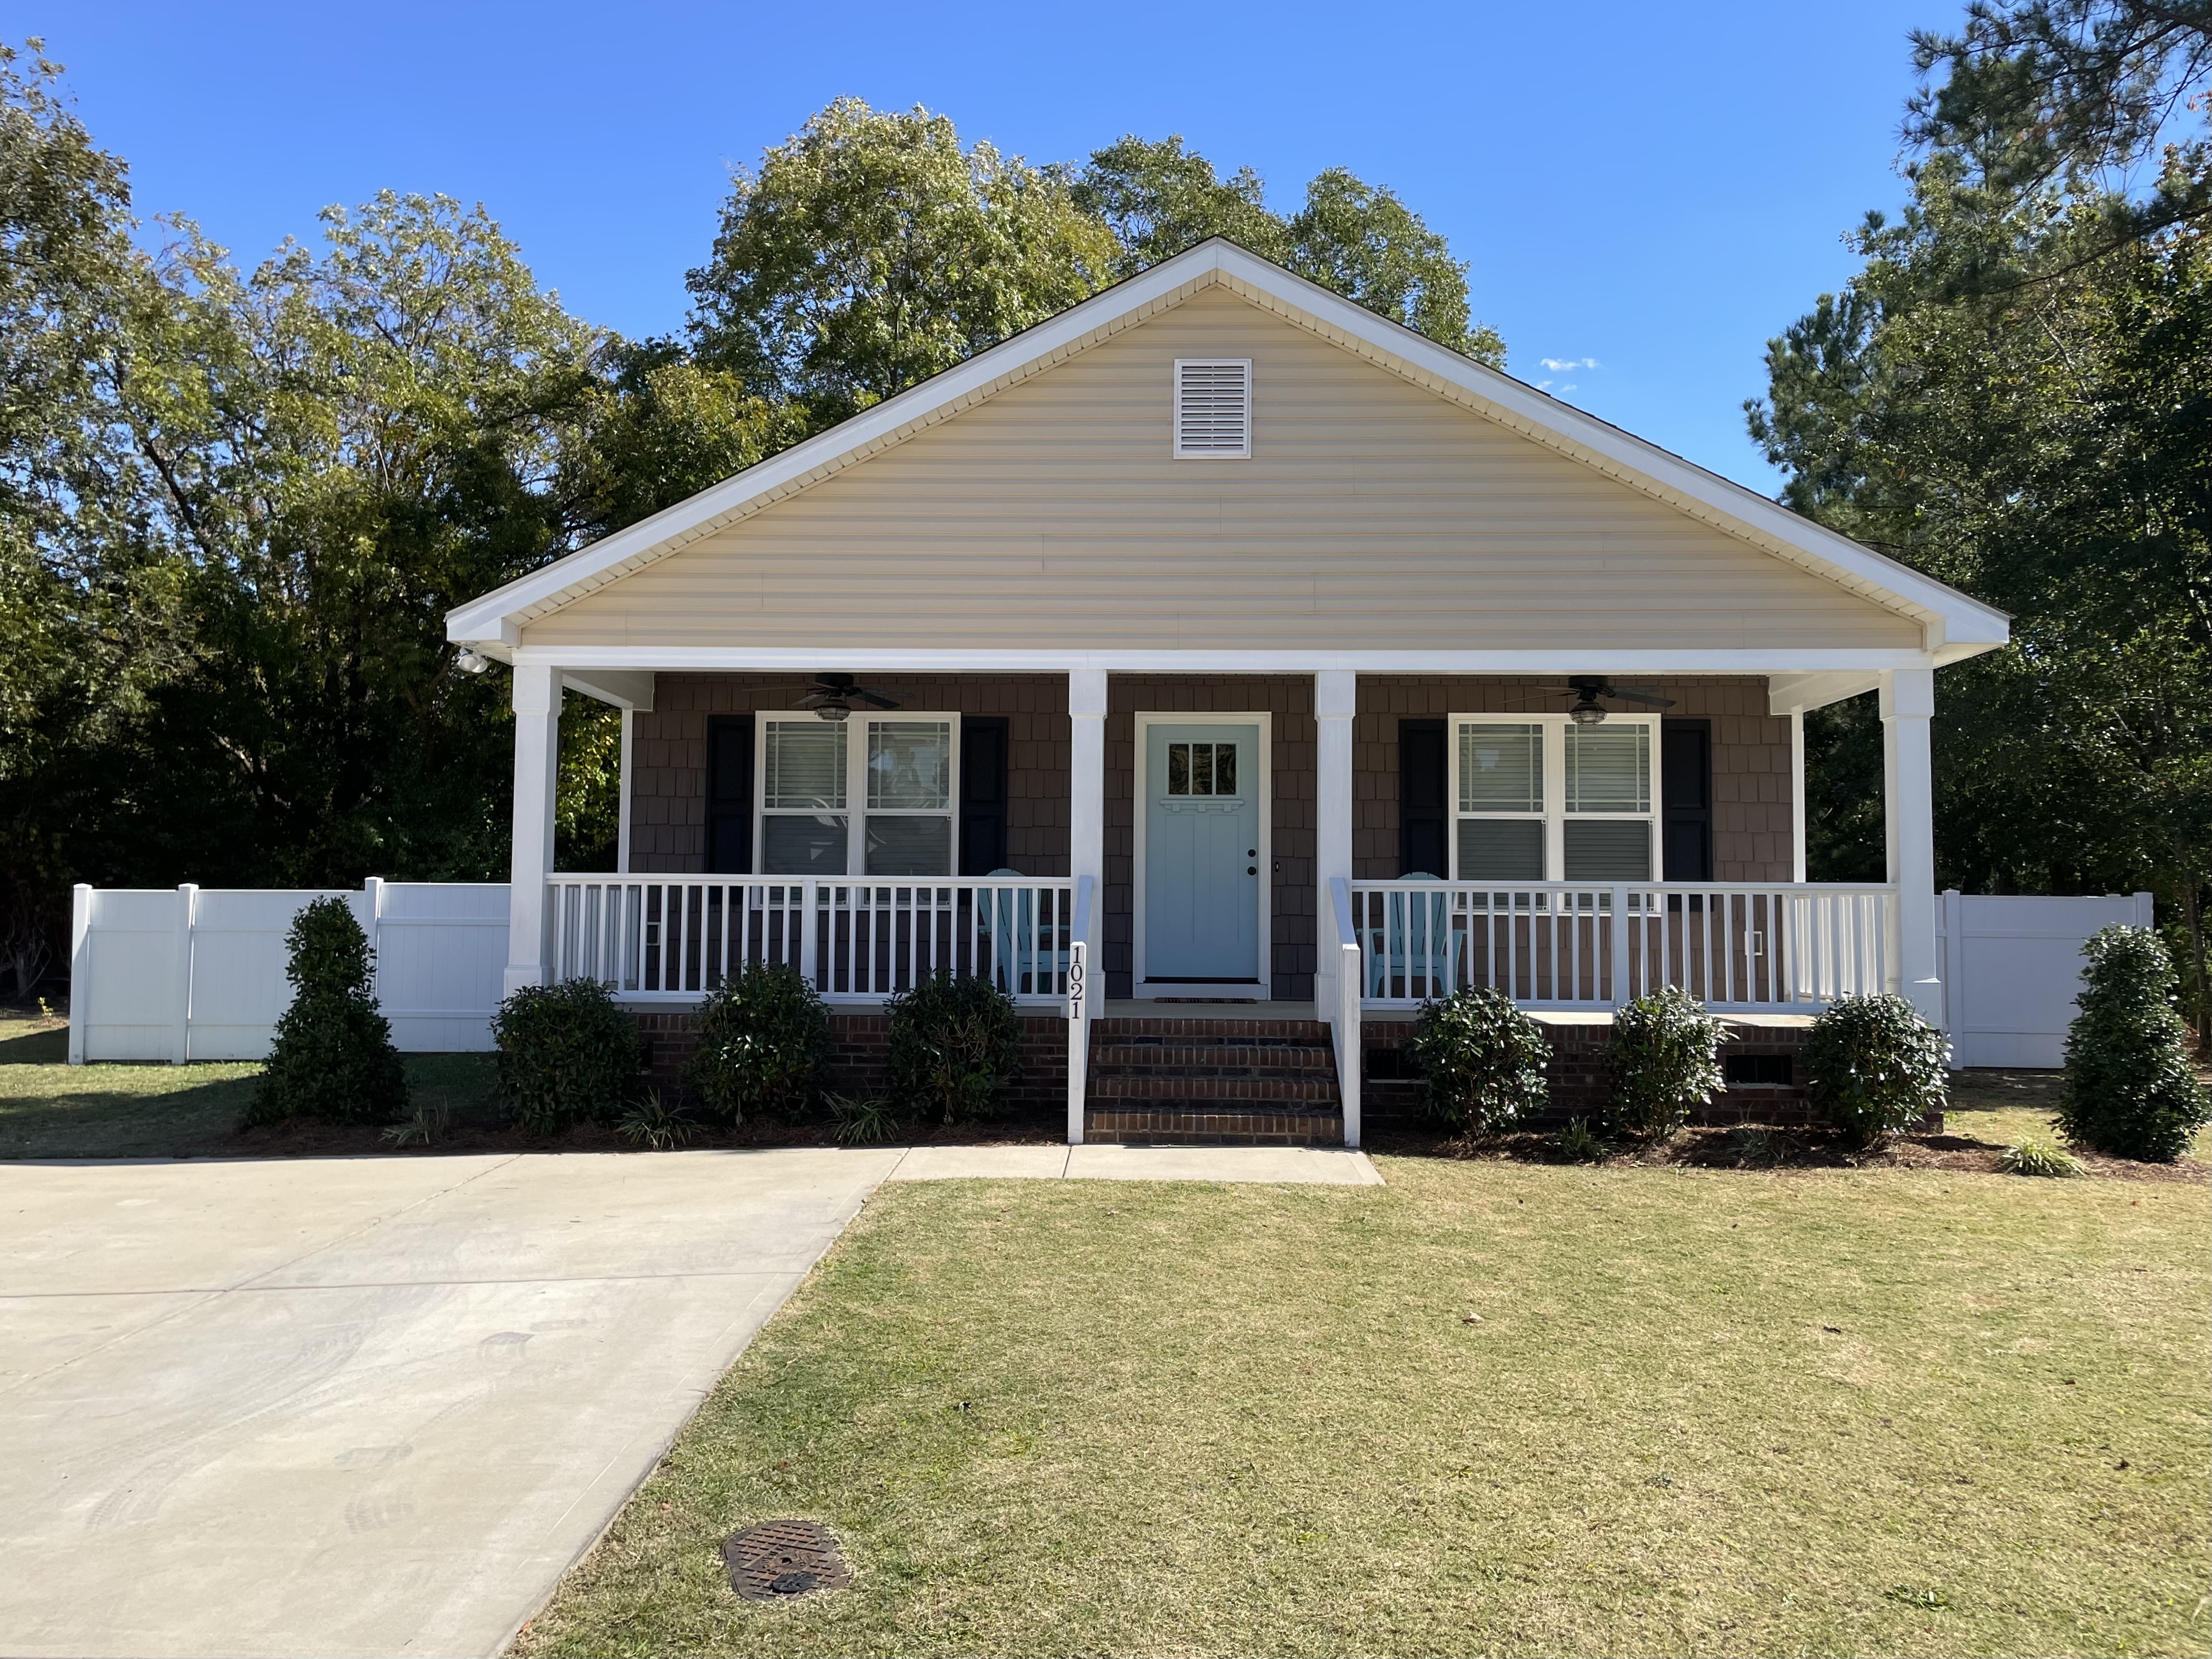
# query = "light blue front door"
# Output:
<box><xmin>1143</xmin><ymin>722</ymin><xmax>1261</xmax><ymax>983</ymax></box>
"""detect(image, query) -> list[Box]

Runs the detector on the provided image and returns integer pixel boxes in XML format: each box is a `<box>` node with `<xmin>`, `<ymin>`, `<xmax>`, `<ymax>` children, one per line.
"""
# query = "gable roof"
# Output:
<box><xmin>446</xmin><ymin>239</ymin><xmax>2008</xmax><ymax>661</ymax></box>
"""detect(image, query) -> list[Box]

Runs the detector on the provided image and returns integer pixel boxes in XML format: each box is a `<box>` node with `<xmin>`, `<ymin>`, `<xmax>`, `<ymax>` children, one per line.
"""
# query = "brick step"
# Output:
<box><xmin>1091</xmin><ymin>1043</ymin><xmax>1338</xmax><ymax>1072</ymax></box>
<box><xmin>1091</xmin><ymin>1017</ymin><xmax>1333</xmax><ymax>1041</ymax></box>
<box><xmin>1084</xmin><ymin>1103</ymin><xmax>1345</xmax><ymax>1146</ymax></box>
<box><xmin>1090</xmin><ymin>1073</ymin><xmax>1342</xmax><ymax>1103</ymax></box>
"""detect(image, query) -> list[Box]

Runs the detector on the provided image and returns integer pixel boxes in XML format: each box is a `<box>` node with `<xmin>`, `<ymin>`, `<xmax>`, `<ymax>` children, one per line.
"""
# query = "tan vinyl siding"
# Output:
<box><xmin>522</xmin><ymin>289</ymin><xmax>1919</xmax><ymax>653</ymax></box>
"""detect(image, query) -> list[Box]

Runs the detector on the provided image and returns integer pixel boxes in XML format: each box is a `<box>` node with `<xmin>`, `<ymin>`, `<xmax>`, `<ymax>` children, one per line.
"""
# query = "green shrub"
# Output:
<box><xmin>1997</xmin><ymin>1138</ymin><xmax>2082</xmax><ymax>1178</ymax></box>
<box><xmin>1403</xmin><ymin>987</ymin><xmax>1551</xmax><ymax>1134</ymax></box>
<box><xmin>1603</xmin><ymin>986</ymin><xmax>1727</xmax><ymax>1142</ymax></box>
<box><xmin>248</xmin><ymin>897</ymin><xmax>408</xmax><ymax>1127</ymax></box>
<box><xmin>379</xmin><ymin>1102</ymin><xmax>448</xmax><ymax>1148</ymax></box>
<box><xmin>618</xmin><ymin>1091</ymin><xmax>697</xmax><ymax>1149</ymax></box>
<box><xmin>1558</xmin><ymin>1117</ymin><xmax>1604</xmax><ymax>1162</ymax></box>
<box><xmin>827</xmin><ymin>1092</ymin><xmax>902</xmax><ymax>1146</ymax></box>
<box><xmin>2059</xmin><ymin>925</ymin><xmax>2211</xmax><ymax>1163</ymax></box>
<box><xmin>1805</xmin><ymin>993</ymin><xmax>1950</xmax><ymax>1146</ymax></box>
<box><xmin>492</xmin><ymin>977</ymin><xmax>644</xmax><ymax>1134</ymax></box>
<box><xmin>887</xmin><ymin>973</ymin><xmax>1021</xmax><ymax>1124</ymax></box>
<box><xmin>686</xmin><ymin>963</ymin><xmax>831</xmax><ymax>1126</ymax></box>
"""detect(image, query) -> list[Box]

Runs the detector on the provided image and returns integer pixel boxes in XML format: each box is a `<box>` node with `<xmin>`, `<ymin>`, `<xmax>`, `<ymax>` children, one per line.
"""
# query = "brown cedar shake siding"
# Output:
<box><xmin>619</xmin><ymin>672</ymin><xmax>1794</xmax><ymax>1004</ymax></box>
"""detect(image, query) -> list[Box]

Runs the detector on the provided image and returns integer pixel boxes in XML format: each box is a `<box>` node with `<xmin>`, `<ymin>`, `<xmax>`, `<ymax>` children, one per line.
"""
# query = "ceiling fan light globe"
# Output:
<box><xmin>815</xmin><ymin>702</ymin><xmax>850</xmax><ymax>722</ymax></box>
<box><xmin>1570</xmin><ymin>702</ymin><xmax>1607</xmax><ymax>726</ymax></box>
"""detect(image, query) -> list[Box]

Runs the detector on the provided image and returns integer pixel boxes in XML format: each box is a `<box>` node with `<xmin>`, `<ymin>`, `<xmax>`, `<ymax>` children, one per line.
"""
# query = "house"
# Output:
<box><xmin>444</xmin><ymin>239</ymin><xmax>2009</xmax><ymax>1146</ymax></box>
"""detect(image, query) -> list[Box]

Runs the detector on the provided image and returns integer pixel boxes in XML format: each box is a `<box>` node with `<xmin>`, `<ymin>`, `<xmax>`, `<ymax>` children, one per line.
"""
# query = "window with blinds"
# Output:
<box><xmin>758</xmin><ymin>713</ymin><xmax>962</xmax><ymax>877</ymax></box>
<box><xmin>1173</xmin><ymin>359</ymin><xmax>1252</xmax><ymax>458</ymax></box>
<box><xmin>1448</xmin><ymin>715</ymin><xmax>1659</xmax><ymax>882</ymax></box>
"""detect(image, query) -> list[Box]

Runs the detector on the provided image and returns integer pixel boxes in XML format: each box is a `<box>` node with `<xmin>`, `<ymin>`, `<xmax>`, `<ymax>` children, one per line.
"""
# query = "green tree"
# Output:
<box><xmin>1748</xmin><ymin>0</ymin><xmax>2211</xmax><ymax>1047</ymax></box>
<box><xmin>1075</xmin><ymin>134</ymin><xmax>1288</xmax><ymax>271</ymax></box>
<box><xmin>1076</xmin><ymin>136</ymin><xmax>1505</xmax><ymax>364</ymax></box>
<box><xmin>686</xmin><ymin>99</ymin><xmax>1120</xmax><ymax>421</ymax></box>
<box><xmin>0</xmin><ymin>40</ymin><xmax>196</xmax><ymax>986</ymax></box>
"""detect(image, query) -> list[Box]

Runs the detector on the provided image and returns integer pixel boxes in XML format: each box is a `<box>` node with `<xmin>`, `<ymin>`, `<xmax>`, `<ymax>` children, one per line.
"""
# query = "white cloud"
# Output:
<box><xmin>1538</xmin><ymin>356</ymin><xmax>1599</xmax><ymax>372</ymax></box>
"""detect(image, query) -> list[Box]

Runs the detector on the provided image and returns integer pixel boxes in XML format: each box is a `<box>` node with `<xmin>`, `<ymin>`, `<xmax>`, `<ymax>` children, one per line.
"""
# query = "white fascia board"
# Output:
<box><xmin>444</xmin><ymin>259</ymin><xmax>1220</xmax><ymax>644</ymax></box>
<box><xmin>447</xmin><ymin>237</ymin><xmax>2011</xmax><ymax>652</ymax></box>
<box><xmin>1200</xmin><ymin>245</ymin><xmax>2013</xmax><ymax>649</ymax></box>
<box><xmin>514</xmin><ymin>646</ymin><xmax>1944</xmax><ymax>675</ymax></box>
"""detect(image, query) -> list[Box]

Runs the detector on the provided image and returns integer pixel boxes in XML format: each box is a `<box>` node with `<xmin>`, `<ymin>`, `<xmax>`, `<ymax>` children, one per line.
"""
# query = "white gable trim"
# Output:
<box><xmin>447</xmin><ymin>241</ymin><xmax>2009</xmax><ymax>654</ymax></box>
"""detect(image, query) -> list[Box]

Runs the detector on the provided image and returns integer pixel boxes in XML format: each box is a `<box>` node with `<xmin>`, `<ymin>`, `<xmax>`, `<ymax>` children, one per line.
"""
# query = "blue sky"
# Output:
<box><xmin>36</xmin><ymin>0</ymin><xmax>1943</xmax><ymax>490</ymax></box>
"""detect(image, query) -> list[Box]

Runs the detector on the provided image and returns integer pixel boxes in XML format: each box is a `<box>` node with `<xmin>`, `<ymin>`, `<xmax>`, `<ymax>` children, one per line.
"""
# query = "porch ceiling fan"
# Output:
<box><xmin>1544</xmin><ymin>677</ymin><xmax>1677</xmax><ymax>726</ymax></box>
<box><xmin>791</xmin><ymin>671</ymin><xmax>901</xmax><ymax>723</ymax></box>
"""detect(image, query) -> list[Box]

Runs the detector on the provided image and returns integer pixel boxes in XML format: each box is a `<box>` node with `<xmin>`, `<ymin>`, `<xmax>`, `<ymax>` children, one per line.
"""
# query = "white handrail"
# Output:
<box><xmin>1346</xmin><ymin>880</ymin><xmax>1896</xmax><ymax>1011</ymax></box>
<box><xmin>546</xmin><ymin>874</ymin><xmax>1079</xmax><ymax>1004</ymax></box>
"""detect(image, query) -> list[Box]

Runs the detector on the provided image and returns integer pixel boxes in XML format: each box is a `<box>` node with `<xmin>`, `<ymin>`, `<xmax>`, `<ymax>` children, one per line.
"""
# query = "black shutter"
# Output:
<box><xmin>705</xmin><ymin>716</ymin><xmax>754</xmax><ymax>875</ymax></box>
<box><xmin>959</xmin><ymin>716</ymin><xmax>1009</xmax><ymax>875</ymax></box>
<box><xmin>1661</xmin><ymin>718</ymin><xmax>1712</xmax><ymax>881</ymax></box>
<box><xmin>1399</xmin><ymin>718</ymin><xmax>1447</xmax><ymax>878</ymax></box>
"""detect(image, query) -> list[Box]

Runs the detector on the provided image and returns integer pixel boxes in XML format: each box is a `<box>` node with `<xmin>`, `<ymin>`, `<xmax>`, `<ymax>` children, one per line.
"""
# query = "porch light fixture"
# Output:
<box><xmin>453</xmin><ymin>649</ymin><xmax>490</xmax><ymax>675</ymax></box>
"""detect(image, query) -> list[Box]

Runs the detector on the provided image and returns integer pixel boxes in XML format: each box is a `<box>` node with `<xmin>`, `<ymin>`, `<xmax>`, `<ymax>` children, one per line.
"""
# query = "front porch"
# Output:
<box><xmin>500</xmin><ymin>665</ymin><xmax>1942</xmax><ymax>1149</ymax></box>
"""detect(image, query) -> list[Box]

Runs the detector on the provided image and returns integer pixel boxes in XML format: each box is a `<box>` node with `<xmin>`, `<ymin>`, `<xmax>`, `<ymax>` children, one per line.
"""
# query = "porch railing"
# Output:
<box><xmin>1347</xmin><ymin>880</ymin><xmax>1895</xmax><ymax>1012</ymax></box>
<box><xmin>546</xmin><ymin>875</ymin><xmax>1078</xmax><ymax>1004</ymax></box>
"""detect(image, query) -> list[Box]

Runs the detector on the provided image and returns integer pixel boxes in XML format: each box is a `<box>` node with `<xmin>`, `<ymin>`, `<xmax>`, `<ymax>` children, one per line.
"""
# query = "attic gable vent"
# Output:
<box><xmin>1174</xmin><ymin>359</ymin><xmax>1252</xmax><ymax>458</ymax></box>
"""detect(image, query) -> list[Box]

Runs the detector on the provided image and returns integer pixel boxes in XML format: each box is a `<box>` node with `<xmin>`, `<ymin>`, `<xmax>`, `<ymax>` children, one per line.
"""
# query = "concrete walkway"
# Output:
<box><xmin>887</xmin><ymin>1143</ymin><xmax>1385</xmax><ymax>1184</ymax></box>
<box><xmin>0</xmin><ymin>1141</ymin><xmax>1381</xmax><ymax>1657</ymax></box>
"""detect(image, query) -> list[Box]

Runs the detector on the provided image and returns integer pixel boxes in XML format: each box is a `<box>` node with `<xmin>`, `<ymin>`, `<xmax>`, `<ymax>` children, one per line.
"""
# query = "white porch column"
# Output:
<box><xmin>1067</xmin><ymin>668</ymin><xmax>1107</xmax><ymax>1144</ymax></box>
<box><xmin>1314</xmin><ymin>672</ymin><xmax>1356</xmax><ymax>912</ymax></box>
<box><xmin>1314</xmin><ymin>671</ymin><xmax>1359</xmax><ymax>1146</ymax></box>
<box><xmin>505</xmin><ymin>664</ymin><xmax>560</xmax><ymax>995</ymax></box>
<box><xmin>1880</xmin><ymin>667</ymin><xmax>1941</xmax><ymax>1020</ymax></box>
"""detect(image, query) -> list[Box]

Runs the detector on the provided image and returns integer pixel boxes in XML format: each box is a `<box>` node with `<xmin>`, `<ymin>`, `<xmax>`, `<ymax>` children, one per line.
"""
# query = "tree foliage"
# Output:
<box><xmin>1748</xmin><ymin>0</ymin><xmax>2212</xmax><ymax>1044</ymax></box>
<box><xmin>0</xmin><ymin>65</ymin><xmax>1498</xmax><ymax>986</ymax></box>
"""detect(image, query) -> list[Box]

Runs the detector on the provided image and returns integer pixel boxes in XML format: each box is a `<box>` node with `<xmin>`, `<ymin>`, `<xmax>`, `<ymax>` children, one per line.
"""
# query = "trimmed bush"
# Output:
<box><xmin>1603</xmin><ymin>986</ymin><xmax>1727</xmax><ymax>1142</ymax></box>
<box><xmin>492</xmin><ymin>977</ymin><xmax>644</xmax><ymax>1134</ymax></box>
<box><xmin>248</xmin><ymin>897</ymin><xmax>407</xmax><ymax>1127</ymax></box>
<box><xmin>2059</xmin><ymin>925</ymin><xmax>2211</xmax><ymax>1163</ymax></box>
<box><xmin>887</xmin><ymin>972</ymin><xmax>1021</xmax><ymax>1124</ymax></box>
<box><xmin>1404</xmin><ymin>986</ymin><xmax>1551</xmax><ymax>1134</ymax></box>
<box><xmin>1805</xmin><ymin>992</ymin><xmax>1950</xmax><ymax>1146</ymax></box>
<box><xmin>686</xmin><ymin>963</ymin><xmax>830</xmax><ymax>1126</ymax></box>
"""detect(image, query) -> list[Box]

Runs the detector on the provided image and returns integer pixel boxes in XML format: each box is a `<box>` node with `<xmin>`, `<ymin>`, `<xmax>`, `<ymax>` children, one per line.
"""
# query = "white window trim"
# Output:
<box><xmin>754</xmin><ymin>710</ymin><xmax>963</xmax><ymax>879</ymax></box>
<box><xmin>1447</xmin><ymin>713</ymin><xmax>1659</xmax><ymax>882</ymax></box>
<box><xmin>1171</xmin><ymin>357</ymin><xmax>1252</xmax><ymax>460</ymax></box>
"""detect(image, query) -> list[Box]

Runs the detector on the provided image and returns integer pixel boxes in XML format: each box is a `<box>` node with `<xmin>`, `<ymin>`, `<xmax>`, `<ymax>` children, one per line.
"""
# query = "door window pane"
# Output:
<box><xmin>867</xmin><ymin>722</ymin><xmax>952</xmax><ymax>809</ymax></box>
<box><xmin>866</xmin><ymin>815</ymin><xmax>952</xmax><ymax>876</ymax></box>
<box><xmin>764</xmin><ymin>722</ymin><xmax>846</xmax><ymax>809</ymax></box>
<box><xmin>1565</xmin><ymin>725</ymin><xmax>1649</xmax><ymax>813</ymax></box>
<box><xmin>762</xmin><ymin>814</ymin><xmax>849</xmax><ymax>874</ymax></box>
<box><xmin>1166</xmin><ymin>741</ymin><xmax>1238</xmax><ymax>796</ymax></box>
<box><xmin>1458</xmin><ymin>818</ymin><xmax>1545</xmax><ymax>880</ymax></box>
<box><xmin>1564</xmin><ymin>819</ymin><xmax>1651</xmax><ymax>880</ymax></box>
<box><xmin>1460</xmin><ymin>725</ymin><xmax>1542</xmax><ymax>812</ymax></box>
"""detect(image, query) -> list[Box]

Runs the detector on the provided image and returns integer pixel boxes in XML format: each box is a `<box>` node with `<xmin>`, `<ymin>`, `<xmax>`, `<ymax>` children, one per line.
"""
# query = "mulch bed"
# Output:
<box><xmin>209</xmin><ymin>1110</ymin><xmax>1068</xmax><ymax>1159</ymax></box>
<box><xmin>1364</xmin><ymin>1120</ymin><xmax>2210</xmax><ymax>1184</ymax></box>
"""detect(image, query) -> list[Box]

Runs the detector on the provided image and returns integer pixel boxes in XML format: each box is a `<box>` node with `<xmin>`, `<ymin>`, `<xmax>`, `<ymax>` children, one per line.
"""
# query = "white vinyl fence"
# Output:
<box><xmin>67</xmin><ymin>880</ymin><xmax>508</xmax><ymax>1063</ymax></box>
<box><xmin>1940</xmin><ymin>889</ymin><xmax>2154</xmax><ymax>1068</ymax></box>
<box><xmin>67</xmin><ymin>882</ymin><xmax>2159</xmax><ymax>1069</ymax></box>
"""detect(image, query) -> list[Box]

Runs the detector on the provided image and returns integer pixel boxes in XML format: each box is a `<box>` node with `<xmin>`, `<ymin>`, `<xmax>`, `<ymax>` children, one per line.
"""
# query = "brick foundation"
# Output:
<box><xmin>1361</xmin><ymin>1015</ymin><xmax>1820</xmax><ymax>1128</ymax></box>
<box><xmin>633</xmin><ymin>1008</ymin><xmax>1068</xmax><ymax>1115</ymax></box>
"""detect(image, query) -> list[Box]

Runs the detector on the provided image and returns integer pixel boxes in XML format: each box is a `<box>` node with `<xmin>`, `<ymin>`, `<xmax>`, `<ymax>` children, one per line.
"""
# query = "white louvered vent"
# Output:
<box><xmin>1173</xmin><ymin>359</ymin><xmax>1252</xmax><ymax>458</ymax></box>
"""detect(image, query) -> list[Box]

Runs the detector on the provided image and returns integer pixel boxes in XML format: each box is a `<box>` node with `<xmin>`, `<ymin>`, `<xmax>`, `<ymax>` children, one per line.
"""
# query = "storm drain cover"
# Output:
<box><xmin>721</xmin><ymin>1519</ymin><xmax>851</xmax><ymax>1600</ymax></box>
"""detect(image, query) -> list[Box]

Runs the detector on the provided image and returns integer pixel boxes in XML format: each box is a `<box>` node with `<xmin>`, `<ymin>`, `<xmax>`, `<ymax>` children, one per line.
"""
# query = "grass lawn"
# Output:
<box><xmin>517</xmin><ymin>1158</ymin><xmax>2211</xmax><ymax>1658</ymax></box>
<box><xmin>0</xmin><ymin>1009</ymin><xmax>500</xmax><ymax>1158</ymax></box>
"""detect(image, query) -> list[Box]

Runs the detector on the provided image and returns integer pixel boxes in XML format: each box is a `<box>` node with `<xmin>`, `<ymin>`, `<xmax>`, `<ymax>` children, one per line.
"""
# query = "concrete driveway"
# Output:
<box><xmin>0</xmin><ymin>1148</ymin><xmax>902</xmax><ymax>1658</ymax></box>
